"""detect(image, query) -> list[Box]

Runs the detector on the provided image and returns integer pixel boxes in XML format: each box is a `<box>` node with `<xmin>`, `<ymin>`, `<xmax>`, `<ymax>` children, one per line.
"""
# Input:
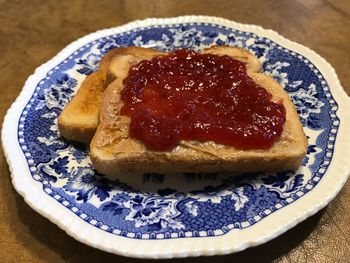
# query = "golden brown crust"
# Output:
<box><xmin>58</xmin><ymin>70</ymin><xmax>106</xmax><ymax>143</ymax></box>
<box><xmin>202</xmin><ymin>45</ymin><xmax>261</xmax><ymax>73</ymax></box>
<box><xmin>90</xmin><ymin>47</ymin><xmax>307</xmax><ymax>176</ymax></box>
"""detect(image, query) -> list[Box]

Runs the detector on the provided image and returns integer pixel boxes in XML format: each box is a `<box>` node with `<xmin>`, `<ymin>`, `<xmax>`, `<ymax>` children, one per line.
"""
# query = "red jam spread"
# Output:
<box><xmin>121</xmin><ymin>49</ymin><xmax>286</xmax><ymax>151</ymax></box>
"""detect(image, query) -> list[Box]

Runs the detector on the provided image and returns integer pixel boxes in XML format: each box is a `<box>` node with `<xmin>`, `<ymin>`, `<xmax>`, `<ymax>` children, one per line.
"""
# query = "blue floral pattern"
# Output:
<box><xmin>35</xmin><ymin>74</ymin><xmax>77</xmax><ymax>110</ymax></box>
<box><xmin>76</xmin><ymin>53</ymin><xmax>101</xmax><ymax>75</ymax></box>
<box><xmin>18</xmin><ymin>23</ymin><xmax>339</xmax><ymax>239</ymax></box>
<box><xmin>63</xmin><ymin>168</ymin><xmax>114</xmax><ymax>202</ymax></box>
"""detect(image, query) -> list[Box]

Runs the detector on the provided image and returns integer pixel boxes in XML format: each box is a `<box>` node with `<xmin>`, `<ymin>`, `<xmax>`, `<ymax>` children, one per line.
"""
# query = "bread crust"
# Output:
<box><xmin>90</xmin><ymin>46</ymin><xmax>307</xmax><ymax>175</ymax></box>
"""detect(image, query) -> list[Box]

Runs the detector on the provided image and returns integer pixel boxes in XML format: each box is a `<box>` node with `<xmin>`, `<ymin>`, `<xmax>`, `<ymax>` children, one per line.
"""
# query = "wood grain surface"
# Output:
<box><xmin>1</xmin><ymin>1</ymin><xmax>349</xmax><ymax>262</ymax></box>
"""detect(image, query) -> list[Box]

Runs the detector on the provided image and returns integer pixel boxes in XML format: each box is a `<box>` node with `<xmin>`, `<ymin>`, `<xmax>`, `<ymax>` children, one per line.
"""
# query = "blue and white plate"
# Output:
<box><xmin>2</xmin><ymin>16</ymin><xmax>350</xmax><ymax>258</ymax></box>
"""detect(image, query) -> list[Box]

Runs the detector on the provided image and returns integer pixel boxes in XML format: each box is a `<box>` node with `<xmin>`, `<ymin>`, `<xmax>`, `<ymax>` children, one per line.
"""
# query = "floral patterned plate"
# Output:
<box><xmin>2</xmin><ymin>16</ymin><xmax>350</xmax><ymax>258</ymax></box>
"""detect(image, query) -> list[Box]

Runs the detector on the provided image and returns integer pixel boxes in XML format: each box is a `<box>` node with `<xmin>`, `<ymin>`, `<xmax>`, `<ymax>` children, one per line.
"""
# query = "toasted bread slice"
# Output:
<box><xmin>58</xmin><ymin>46</ymin><xmax>261</xmax><ymax>143</ymax></box>
<box><xmin>58</xmin><ymin>47</ymin><xmax>163</xmax><ymax>143</ymax></box>
<box><xmin>90</xmin><ymin>47</ymin><xmax>307</xmax><ymax>176</ymax></box>
<box><xmin>58</xmin><ymin>47</ymin><xmax>123</xmax><ymax>143</ymax></box>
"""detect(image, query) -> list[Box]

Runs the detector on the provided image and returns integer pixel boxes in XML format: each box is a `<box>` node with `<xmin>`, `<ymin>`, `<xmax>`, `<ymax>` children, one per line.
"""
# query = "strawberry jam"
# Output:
<box><xmin>121</xmin><ymin>49</ymin><xmax>286</xmax><ymax>151</ymax></box>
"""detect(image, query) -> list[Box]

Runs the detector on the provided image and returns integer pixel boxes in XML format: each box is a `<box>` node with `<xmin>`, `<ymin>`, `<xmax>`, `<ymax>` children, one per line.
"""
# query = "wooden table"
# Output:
<box><xmin>1</xmin><ymin>1</ymin><xmax>349</xmax><ymax>262</ymax></box>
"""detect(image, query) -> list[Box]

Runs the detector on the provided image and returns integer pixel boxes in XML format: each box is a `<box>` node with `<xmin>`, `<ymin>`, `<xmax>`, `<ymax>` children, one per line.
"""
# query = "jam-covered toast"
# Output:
<box><xmin>90</xmin><ymin>46</ymin><xmax>307</xmax><ymax>175</ymax></box>
<box><xmin>58</xmin><ymin>46</ymin><xmax>261</xmax><ymax>143</ymax></box>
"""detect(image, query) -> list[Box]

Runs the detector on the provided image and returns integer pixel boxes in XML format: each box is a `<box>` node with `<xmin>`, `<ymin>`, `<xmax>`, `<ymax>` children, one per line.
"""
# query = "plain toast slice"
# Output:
<box><xmin>90</xmin><ymin>47</ymin><xmax>307</xmax><ymax>175</ymax></box>
<box><xmin>58</xmin><ymin>47</ymin><xmax>125</xmax><ymax>143</ymax></box>
<box><xmin>58</xmin><ymin>47</ymin><xmax>162</xmax><ymax>143</ymax></box>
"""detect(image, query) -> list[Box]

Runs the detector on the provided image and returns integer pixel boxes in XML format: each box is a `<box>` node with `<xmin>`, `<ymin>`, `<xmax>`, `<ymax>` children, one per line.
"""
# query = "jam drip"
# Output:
<box><xmin>121</xmin><ymin>49</ymin><xmax>286</xmax><ymax>151</ymax></box>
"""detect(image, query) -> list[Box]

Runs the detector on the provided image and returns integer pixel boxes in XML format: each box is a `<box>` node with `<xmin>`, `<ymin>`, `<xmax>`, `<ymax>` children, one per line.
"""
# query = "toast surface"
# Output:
<box><xmin>90</xmin><ymin>47</ymin><xmax>307</xmax><ymax>175</ymax></box>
